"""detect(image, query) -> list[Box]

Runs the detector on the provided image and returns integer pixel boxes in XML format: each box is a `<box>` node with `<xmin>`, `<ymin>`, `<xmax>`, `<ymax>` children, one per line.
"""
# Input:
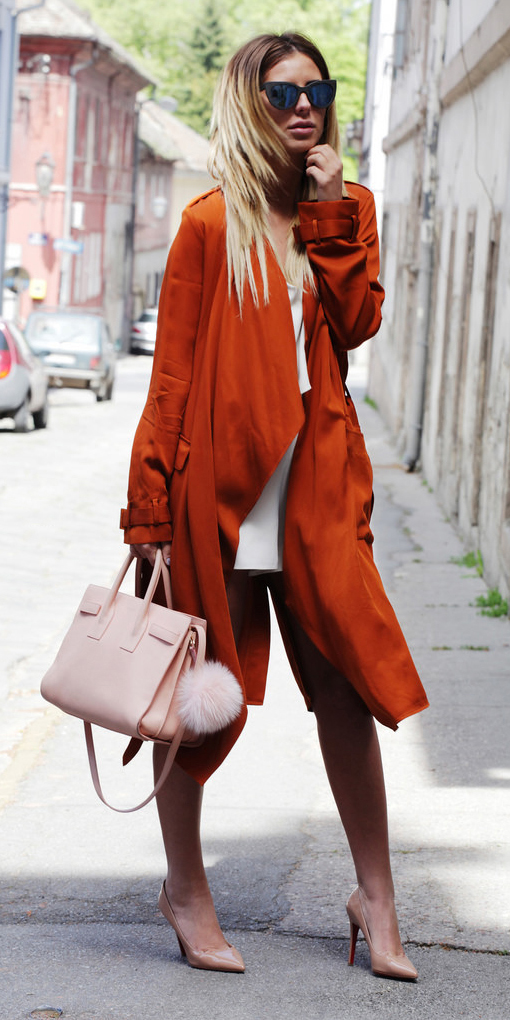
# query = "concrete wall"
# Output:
<box><xmin>367</xmin><ymin>0</ymin><xmax>510</xmax><ymax>599</ymax></box>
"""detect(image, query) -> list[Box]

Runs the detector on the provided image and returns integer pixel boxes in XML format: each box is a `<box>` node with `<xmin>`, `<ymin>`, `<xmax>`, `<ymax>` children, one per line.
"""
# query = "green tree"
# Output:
<box><xmin>171</xmin><ymin>0</ymin><xmax>228</xmax><ymax>133</ymax></box>
<box><xmin>82</xmin><ymin>0</ymin><xmax>370</xmax><ymax>177</ymax></box>
<box><xmin>191</xmin><ymin>0</ymin><xmax>225</xmax><ymax>73</ymax></box>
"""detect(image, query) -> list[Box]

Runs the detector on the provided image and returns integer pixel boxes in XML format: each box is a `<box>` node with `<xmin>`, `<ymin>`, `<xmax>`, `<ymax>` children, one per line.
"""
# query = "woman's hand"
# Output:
<box><xmin>305</xmin><ymin>144</ymin><xmax>344</xmax><ymax>201</ymax></box>
<box><xmin>130</xmin><ymin>542</ymin><xmax>172</xmax><ymax>566</ymax></box>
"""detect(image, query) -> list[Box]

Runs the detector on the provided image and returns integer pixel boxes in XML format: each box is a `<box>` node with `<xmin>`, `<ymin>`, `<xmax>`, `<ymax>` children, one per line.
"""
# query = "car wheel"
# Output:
<box><xmin>96</xmin><ymin>377</ymin><xmax>114</xmax><ymax>402</ymax></box>
<box><xmin>33</xmin><ymin>395</ymin><xmax>49</xmax><ymax>429</ymax></box>
<box><xmin>13</xmin><ymin>396</ymin><xmax>31</xmax><ymax>432</ymax></box>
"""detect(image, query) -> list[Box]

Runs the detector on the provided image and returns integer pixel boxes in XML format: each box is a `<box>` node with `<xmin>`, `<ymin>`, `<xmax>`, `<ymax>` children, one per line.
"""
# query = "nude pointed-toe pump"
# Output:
<box><xmin>158</xmin><ymin>882</ymin><xmax>245</xmax><ymax>973</ymax></box>
<box><xmin>346</xmin><ymin>888</ymin><xmax>418</xmax><ymax>981</ymax></box>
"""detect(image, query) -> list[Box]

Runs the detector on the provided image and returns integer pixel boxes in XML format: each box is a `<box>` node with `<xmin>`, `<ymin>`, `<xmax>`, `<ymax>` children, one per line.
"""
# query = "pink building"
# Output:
<box><xmin>6</xmin><ymin>0</ymin><xmax>153</xmax><ymax>345</ymax></box>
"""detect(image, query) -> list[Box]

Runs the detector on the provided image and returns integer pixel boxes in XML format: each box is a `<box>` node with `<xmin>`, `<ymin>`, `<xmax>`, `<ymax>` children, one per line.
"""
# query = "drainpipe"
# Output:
<box><xmin>59</xmin><ymin>46</ymin><xmax>98</xmax><ymax>306</ymax></box>
<box><xmin>120</xmin><ymin>86</ymin><xmax>156</xmax><ymax>351</ymax></box>
<box><xmin>0</xmin><ymin>0</ymin><xmax>46</xmax><ymax>316</ymax></box>
<box><xmin>403</xmin><ymin>0</ymin><xmax>449</xmax><ymax>470</ymax></box>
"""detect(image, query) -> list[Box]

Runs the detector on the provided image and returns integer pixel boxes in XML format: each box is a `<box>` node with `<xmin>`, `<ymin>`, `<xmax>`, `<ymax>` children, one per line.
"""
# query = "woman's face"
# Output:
<box><xmin>261</xmin><ymin>52</ymin><xmax>327</xmax><ymax>158</ymax></box>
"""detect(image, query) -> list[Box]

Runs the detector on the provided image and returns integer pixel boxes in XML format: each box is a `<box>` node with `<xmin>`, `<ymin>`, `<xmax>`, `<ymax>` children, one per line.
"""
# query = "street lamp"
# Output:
<box><xmin>35</xmin><ymin>151</ymin><xmax>55</xmax><ymax>199</ymax></box>
<box><xmin>35</xmin><ymin>151</ymin><xmax>55</xmax><ymax>227</ymax></box>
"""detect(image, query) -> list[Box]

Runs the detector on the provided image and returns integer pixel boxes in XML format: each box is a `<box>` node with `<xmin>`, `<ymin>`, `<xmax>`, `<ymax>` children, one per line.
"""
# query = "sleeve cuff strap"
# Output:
<box><xmin>294</xmin><ymin>215</ymin><xmax>360</xmax><ymax>244</ymax></box>
<box><xmin>120</xmin><ymin>501</ymin><xmax>172</xmax><ymax>529</ymax></box>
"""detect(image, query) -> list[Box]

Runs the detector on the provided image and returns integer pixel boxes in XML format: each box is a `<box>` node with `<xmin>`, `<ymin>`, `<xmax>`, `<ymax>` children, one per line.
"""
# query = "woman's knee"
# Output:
<box><xmin>312</xmin><ymin>670</ymin><xmax>372</xmax><ymax>722</ymax></box>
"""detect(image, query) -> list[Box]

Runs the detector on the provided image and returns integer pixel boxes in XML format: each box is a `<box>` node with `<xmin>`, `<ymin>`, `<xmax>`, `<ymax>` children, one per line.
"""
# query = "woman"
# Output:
<box><xmin>121</xmin><ymin>32</ymin><xmax>428</xmax><ymax>978</ymax></box>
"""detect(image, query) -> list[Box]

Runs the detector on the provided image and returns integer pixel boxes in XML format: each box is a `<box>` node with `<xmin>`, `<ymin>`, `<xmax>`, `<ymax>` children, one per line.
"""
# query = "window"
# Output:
<box><xmin>437</xmin><ymin>209</ymin><xmax>457</xmax><ymax>438</ymax></box>
<box><xmin>137</xmin><ymin>171</ymin><xmax>146</xmax><ymax>216</ymax></box>
<box><xmin>452</xmin><ymin>209</ymin><xmax>477</xmax><ymax>468</ymax></box>
<box><xmin>123</xmin><ymin>112</ymin><xmax>133</xmax><ymax>165</ymax></box>
<box><xmin>393</xmin><ymin>0</ymin><xmax>409</xmax><ymax>72</ymax></box>
<box><xmin>93</xmin><ymin>97</ymin><xmax>101</xmax><ymax>162</ymax></box>
<box><xmin>73</xmin><ymin>232</ymin><xmax>103</xmax><ymax>303</ymax></box>
<box><xmin>471</xmin><ymin>213</ymin><xmax>502</xmax><ymax>525</ymax></box>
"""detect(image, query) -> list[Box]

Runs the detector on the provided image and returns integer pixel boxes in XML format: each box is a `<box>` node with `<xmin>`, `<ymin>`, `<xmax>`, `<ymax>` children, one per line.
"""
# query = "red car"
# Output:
<box><xmin>0</xmin><ymin>319</ymin><xmax>49</xmax><ymax>431</ymax></box>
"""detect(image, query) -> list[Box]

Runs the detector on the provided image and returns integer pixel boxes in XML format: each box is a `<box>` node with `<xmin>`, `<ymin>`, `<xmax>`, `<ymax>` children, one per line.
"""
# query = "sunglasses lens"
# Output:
<box><xmin>309</xmin><ymin>81</ymin><xmax>336</xmax><ymax>108</ymax></box>
<box><xmin>263</xmin><ymin>80</ymin><xmax>336</xmax><ymax>110</ymax></box>
<box><xmin>266</xmin><ymin>83</ymin><xmax>298</xmax><ymax>109</ymax></box>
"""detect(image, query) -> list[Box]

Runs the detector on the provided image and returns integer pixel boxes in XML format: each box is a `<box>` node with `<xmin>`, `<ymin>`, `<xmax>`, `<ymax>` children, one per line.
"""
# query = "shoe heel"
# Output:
<box><xmin>348</xmin><ymin>919</ymin><xmax>359</xmax><ymax>966</ymax></box>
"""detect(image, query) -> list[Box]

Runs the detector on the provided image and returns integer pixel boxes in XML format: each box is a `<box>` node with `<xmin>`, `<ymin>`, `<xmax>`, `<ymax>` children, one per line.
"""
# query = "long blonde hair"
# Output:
<box><xmin>208</xmin><ymin>33</ymin><xmax>344</xmax><ymax>306</ymax></box>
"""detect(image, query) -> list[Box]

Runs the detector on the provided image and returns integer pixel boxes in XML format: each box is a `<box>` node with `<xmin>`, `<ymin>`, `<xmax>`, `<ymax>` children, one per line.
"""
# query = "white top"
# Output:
<box><xmin>234</xmin><ymin>285</ymin><xmax>311</xmax><ymax>572</ymax></box>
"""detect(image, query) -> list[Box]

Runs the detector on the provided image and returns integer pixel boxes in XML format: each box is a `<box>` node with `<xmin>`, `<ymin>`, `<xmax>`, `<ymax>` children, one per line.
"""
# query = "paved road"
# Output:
<box><xmin>0</xmin><ymin>355</ymin><xmax>508</xmax><ymax>1019</ymax></box>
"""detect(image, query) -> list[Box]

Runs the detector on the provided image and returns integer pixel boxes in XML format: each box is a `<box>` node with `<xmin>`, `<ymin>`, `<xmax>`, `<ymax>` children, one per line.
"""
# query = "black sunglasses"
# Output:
<box><xmin>260</xmin><ymin>79</ymin><xmax>337</xmax><ymax>111</ymax></box>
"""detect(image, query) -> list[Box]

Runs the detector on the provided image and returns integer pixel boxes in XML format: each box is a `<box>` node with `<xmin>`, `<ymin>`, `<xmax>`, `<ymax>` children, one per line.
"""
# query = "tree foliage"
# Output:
<box><xmin>83</xmin><ymin>0</ymin><xmax>369</xmax><ymax>177</ymax></box>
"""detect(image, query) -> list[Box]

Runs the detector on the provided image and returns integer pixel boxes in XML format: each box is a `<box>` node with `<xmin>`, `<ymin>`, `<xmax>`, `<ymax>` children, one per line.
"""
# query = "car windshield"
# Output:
<box><xmin>28</xmin><ymin>315</ymin><xmax>99</xmax><ymax>348</ymax></box>
<box><xmin>139</xmin><ymin>311</ymin><xmax>157</xmax><ymax>323</ymax></box>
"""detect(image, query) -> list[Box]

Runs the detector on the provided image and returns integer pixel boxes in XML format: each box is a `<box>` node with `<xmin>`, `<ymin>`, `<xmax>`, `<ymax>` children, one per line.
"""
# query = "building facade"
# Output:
<box><xmin>366</xmin><ymin>0</ymin><xmax>510</xmax><ymax>601</ymax></box>
<box><xmin>6</xmin><ymin>0</ymin><xmax>152</xmax><ymax>345</ymax></box>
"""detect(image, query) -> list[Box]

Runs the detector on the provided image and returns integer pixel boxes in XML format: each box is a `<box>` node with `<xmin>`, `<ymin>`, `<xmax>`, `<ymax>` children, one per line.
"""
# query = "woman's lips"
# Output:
<box><xmin>288</xmin><ymin>123</ymin><xmax>315</xmax><ymax>134</ymax></box>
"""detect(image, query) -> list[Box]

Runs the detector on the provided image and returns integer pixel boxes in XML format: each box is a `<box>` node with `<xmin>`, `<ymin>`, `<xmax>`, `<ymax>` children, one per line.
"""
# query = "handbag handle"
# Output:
<box><xmin>135</xmin><ymin>548</ymin><xmax>173</xmax><ymax>609</ymax></box>
<box><xmin>97</xmin><ymin>550</ymin><xmax>173</xmax><ymax>639</ymax></box>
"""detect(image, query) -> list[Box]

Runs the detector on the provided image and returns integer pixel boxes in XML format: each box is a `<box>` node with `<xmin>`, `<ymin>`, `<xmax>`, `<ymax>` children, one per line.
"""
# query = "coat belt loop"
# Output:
<box><xmin>312</xmin><ymin>219</ymin><xmax>321</xmax><ymax>244</ymax></box>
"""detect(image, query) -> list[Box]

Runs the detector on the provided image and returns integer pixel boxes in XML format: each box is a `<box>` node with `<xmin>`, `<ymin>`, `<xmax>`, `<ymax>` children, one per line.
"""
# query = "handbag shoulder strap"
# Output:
<box><xmin>84</xmin><ymin>720</ymin><xmax>186</xmax><ymax>813</ymax></box>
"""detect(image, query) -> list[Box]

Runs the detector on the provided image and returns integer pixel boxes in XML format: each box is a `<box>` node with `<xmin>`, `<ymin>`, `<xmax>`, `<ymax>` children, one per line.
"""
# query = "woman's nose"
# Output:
<box><xmin>295</xmin><ymin>90</ymin><xmax>312</xmax><ymax>114</ymax></box>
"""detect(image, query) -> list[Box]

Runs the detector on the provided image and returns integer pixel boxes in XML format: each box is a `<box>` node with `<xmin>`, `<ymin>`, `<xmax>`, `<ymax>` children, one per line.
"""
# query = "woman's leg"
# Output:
<box><xmin>153</xmin><ymin>570</ymin><xmax>250</xmax><ymax>951</ymax></box>
<box><xmin>270</xmin><ymin>577</ymin><xmax>406</xmax><ymax>957</ymax></box>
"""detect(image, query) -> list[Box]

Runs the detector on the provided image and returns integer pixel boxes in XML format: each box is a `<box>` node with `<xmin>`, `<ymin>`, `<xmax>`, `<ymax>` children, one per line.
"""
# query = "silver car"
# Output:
<box><xmin>0</xmin><ymin>319</ymin><xmax>49</xmax><ymax>431</ymax></box>
<box><xmin>130</xmin><ymin>308</ymin><xmax>158</xmax><ymax>355</ymax></box>
<box><xmin>25</xmin><ymin>310</ymin><xmax>116</xmax><ymax>401</ymax></box>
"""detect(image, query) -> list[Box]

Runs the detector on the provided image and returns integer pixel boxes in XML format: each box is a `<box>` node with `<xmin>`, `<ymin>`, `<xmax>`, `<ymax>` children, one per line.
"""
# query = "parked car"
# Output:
<box><xmin>0</xmin><ymin>319</ymin><xmax>49</xmax><ymax>431</ymax></box>
<box><xmin>25</xmin><ymin>310</ymin><xmax>116</xmax><ymax>401</ymax></box>
<box><xmin>130</xmin><ymin>307</ymin><xmax>158</xmax><ymax>354</ymax></box>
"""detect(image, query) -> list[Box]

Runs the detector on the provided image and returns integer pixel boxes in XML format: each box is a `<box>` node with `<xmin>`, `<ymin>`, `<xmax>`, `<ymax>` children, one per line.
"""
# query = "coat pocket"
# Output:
<box><xmin>345</xmin><ymin>402</ymin><xmax>374</xmax><ymax>543</ymax></box>
<box><xmin>174</xmin><ymin>434</ymin><xmax>190</xmax><ymax>472</ymax></box>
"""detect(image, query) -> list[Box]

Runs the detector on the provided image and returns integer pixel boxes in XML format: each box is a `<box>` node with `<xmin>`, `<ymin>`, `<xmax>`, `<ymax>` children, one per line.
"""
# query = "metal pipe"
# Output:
<box><xmin>403</xmin><ymin>0</ymin><xmax>449</xmax><ymax>471</ymax></box>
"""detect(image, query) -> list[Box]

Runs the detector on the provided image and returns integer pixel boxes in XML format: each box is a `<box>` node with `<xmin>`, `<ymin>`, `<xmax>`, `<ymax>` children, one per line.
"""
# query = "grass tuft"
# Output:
<box><xmin>475</xmin><ymin>589</ymin><xmax>509</xmax><ymax>618</ymax></box>
<box><xmin>450</xmin><ymin>550</ymin><xmax>484</xmax><ymax>576</ymax></box>
<box><xmin>363</xmin><ymin>394</ymin><xmax>378</xmax><ymax>411</ymax></box>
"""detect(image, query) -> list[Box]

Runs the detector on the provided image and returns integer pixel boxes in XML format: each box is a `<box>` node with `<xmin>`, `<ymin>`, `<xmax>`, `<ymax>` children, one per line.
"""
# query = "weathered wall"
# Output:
<box><xmin>367</xmin><ymin>0</ymin><xmax>510</xmax><ymax>599</ymax></box>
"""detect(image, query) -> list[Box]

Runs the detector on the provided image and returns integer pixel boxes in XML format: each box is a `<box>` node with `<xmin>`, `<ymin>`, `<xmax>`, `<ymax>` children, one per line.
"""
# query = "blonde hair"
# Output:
<box><xmin>208</xmin><ymin>33</ymin><xmax>344</xmax><ymax>306</ymax></box>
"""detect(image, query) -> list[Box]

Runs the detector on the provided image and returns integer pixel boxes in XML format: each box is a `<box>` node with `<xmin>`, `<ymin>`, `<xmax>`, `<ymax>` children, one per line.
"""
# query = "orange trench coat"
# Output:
<box><xmin>121</xmin><ymin>183</ymin><xmax>429</xmax><ymax>784</ymax></box>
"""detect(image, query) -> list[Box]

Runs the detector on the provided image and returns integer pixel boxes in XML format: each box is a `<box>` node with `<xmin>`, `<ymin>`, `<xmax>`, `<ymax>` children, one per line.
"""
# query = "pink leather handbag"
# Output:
<box><xmin>41</xmin><ymin>550</ymin><xmax>243</xmax><ymax>812</ymax></box>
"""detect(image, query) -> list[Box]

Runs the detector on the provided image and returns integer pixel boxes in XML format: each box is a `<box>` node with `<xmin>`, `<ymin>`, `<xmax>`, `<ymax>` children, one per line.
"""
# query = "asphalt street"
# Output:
<box><xmin>0</xmin><ymin>351</ymin><xmax>508</xmax><ymax>1020</ymax></box>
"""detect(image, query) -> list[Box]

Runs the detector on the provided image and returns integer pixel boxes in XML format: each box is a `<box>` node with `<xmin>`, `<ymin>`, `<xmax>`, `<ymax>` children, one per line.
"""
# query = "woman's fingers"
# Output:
<box><xmin>306</xmin><ymin>144</ymin><xmax>344</xmax><ymax>201</ymax></box>
<box><xmin>130</xmin><ymin>542</ymin><xmax>158</xmax><ymax>564</ymax></box>
<box><xmin>129</xmin><ymin>541</ymin><xmax>172</xmax><ymax>566</ymax></box>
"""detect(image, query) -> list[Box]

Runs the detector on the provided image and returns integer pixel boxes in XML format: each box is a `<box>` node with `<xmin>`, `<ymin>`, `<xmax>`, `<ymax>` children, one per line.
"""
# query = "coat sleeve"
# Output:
<box><xmin>295</xmin><ymin>186</ymin><xmax>384</xmax><ymax>351</ymax></box>
<box><xmin>120</xmin><ymin>207</ymin><xmax>204</xmax><ymax>544</ymax></box>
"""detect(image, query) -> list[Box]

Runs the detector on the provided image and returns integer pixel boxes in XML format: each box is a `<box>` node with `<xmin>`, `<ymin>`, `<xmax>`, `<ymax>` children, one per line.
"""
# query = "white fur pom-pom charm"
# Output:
<box><xmin>176</xmin><ymin>661</ymin><xmax>244</xmax><ymax>736</ymax></box>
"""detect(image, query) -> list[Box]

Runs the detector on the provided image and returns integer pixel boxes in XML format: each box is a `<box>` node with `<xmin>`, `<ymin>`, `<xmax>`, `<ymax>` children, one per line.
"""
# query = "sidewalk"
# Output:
<box><xmin>0</xmin><ymin>357</ymin><xmax>509</xmax><ymax>1019</ymax></box>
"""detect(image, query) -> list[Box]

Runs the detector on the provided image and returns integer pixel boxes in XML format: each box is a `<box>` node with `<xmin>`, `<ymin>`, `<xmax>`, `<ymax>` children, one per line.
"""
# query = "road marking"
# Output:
<box><xmin>0</xmin><ymin>706</ymin><xmax>62</xmax><ymax>813</ymax></box>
